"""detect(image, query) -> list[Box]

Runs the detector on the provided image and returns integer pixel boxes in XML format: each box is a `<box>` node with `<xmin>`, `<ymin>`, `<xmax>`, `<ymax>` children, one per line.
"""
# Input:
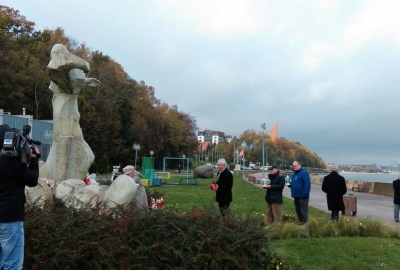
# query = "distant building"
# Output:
<box><xmin>198</xmin><ymin>141</ymin><xmax>211</xmax><ymax>151</ymax></box>
<box><xmin>1</xmin><ymin>108</ymin><xmax>53</xmax><ymax>161</ymax></box>
<box><xmin>197</xmin><ymin>130</ymin><xmax>231</xmax><ymax>145</ymax></box>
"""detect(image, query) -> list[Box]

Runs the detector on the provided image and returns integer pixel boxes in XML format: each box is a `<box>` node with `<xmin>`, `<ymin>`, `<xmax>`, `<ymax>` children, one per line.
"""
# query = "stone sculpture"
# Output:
<box><xmin>39</xmin><ymin>44</ymin><xmax>100</xmax><ymax>183</ymax></box>
<box><xmin>27</xmin><ymin>44</ymin><xmax>141</xmax><ymax>211</ymax></box>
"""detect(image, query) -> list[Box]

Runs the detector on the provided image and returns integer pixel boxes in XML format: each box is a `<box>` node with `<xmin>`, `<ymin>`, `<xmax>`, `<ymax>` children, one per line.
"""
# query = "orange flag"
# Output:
<box><xmin>239</xmin><ymin>149</ymin><xmax>244</xmax><ymax>156</ymax></box>
<box><xmin>270</xmin><ymin>122</ymin><xmax>279</xmax><ymax>142</ymax></box>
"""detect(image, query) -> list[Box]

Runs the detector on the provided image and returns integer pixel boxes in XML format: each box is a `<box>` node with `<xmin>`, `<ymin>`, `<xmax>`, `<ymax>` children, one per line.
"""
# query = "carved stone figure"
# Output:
<box><xmin>30</xmin><ymin>44</ymin><xmax>140</xmax><ymax>211</ymax></box>
<box><xmin>39</xmin><ymin>44</ymin><xmax>100</xmax><ymax>183</ymax></box>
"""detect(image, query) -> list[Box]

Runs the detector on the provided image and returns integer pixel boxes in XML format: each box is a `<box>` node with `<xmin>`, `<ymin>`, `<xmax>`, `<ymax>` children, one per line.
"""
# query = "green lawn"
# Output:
<box><xmin>270</xmin><ymin>237</ymin><xmax>400</xmax><ymax>269</ymax></box>
<box><xmin>147</xmin><ymin>172</ymin><xmax>400</xmax><ymax>270</ymax></box>
<box><xmin>149</xmin><ymin>172</ymin><xmax>328</xmax><ymax>218</ymax></box>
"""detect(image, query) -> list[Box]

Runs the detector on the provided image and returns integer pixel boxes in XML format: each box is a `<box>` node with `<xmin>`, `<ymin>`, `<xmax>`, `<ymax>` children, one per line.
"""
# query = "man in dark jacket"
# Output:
<box><xmin>214</xmin><ymin>158</ymin><xmax>233</xmax><ymax>216</ymax></box>
<box><xmin>0</xmin><ymin>124</ymin><xmax>40</xmax><ymax>269</ymax></box>
<box><xmin>393</xmin><ymin>174</ymin><xmax>400</xmax><ymax>222</ymax></box>
<box><xmin>290</xmin><ymin>161</ymin><xmax>311</xmax><ymax>224</ymax></box>
<box><xmin>264</xmin><ymin>164</ymin><xmax>285</xmax><ymax>224</ymax></box>
<box><xmin>322</xmin><ymin>167</ymin><xmax>347</xmax><ymax>220</ymax></box>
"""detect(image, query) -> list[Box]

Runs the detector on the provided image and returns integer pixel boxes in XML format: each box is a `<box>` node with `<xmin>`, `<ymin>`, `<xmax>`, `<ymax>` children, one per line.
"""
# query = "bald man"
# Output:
<box><xmin>289</xmin><ymin>161</ymin><xmax>311</xmax><ymax>224</ymax></box>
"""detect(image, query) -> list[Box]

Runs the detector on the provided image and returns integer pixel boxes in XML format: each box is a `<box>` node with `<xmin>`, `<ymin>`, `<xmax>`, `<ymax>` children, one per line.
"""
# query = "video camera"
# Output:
<box><xmin>0</xmin><ymin>124</ymin><xmax>41</xmax><ymax>164</ymax></box>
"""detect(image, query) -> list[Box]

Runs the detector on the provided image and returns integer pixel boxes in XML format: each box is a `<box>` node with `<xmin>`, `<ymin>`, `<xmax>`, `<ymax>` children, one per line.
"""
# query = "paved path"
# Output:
<box><xmin>249</xmin><ymin>173</ymin><xmax>399</xmax><ymax>227</ymax></box>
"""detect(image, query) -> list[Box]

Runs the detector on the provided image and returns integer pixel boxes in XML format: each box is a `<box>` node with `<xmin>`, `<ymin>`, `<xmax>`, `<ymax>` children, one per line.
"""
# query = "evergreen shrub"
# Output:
<box><xmin>24</xmin><ymin>201</ymin><xmax>282</xmax><ymax>269</ymax></box>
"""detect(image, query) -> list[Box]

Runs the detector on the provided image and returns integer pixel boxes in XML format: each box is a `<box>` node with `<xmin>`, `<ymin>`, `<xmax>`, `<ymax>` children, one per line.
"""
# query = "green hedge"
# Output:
<box><xmin>23</xmin><ymin>201</ymin><xmax>289</xmax><ymax>270</ymax></box>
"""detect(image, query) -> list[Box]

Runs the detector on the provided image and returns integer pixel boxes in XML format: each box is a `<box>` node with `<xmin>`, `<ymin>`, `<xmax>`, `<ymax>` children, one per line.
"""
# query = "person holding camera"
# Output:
<box><xmin>0</xmin><ymin>124</ymin><xmax>40</xmax><ymax>270</ymax></box>
<box><xmin>264</xmin><ymin>164</ymin><xmax>285</xmax><ymax>224</ymax></box>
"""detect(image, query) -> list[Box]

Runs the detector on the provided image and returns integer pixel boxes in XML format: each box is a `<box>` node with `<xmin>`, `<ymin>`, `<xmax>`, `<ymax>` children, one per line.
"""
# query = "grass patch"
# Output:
<box><xmin>149</xmin><ymin>173</ymin><xmax>400</xmax><ymax>269</ymax></box>
<box><xmin>270</xmin><ymin>237</ymin><xmax>400</xmax><ymax>269</ymax></box>
<box><xmin>149</xmin><ymin>173</ymin><xmax>328</xmax><ymax>220</ymax></box>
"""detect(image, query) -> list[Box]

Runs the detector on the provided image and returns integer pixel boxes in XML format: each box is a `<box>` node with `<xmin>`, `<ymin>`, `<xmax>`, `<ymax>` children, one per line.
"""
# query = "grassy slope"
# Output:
<box><xmin>149</xmin><ymin>172</ymin><xmax>400</xmax><ymax>269</ymax></box>
<box><xmin>270</xmin><ymin>237</ymin><xmax>400</xmax><ymax>270</ymax></box>
<box><xmin>156</xmin><ymin>173</ymin><xmax>328</xmax><ymax>218</ymax></box>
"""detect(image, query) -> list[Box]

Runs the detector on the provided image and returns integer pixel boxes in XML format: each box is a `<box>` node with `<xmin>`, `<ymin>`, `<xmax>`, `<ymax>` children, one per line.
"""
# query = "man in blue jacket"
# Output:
<box><xmin>290</xmin><ymin>161</ymin><xmax>311</xmax><ymax>224</ymax></box>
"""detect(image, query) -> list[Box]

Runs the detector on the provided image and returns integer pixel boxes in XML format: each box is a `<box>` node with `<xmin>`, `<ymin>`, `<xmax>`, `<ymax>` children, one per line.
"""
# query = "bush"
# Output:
<box><xmin>270</xmin><ymin>215</ymin><xmax>398</xmax><ymax>240</ymax></box>
<box><xmin>269</xmin><ymin>223</ymin><xmax>310</xmax><ymax>240</ymax></box>
<box><xmin>24</xmin><ymin>201</ymin><xmax>288</xmax><ymax>269</ymax></box>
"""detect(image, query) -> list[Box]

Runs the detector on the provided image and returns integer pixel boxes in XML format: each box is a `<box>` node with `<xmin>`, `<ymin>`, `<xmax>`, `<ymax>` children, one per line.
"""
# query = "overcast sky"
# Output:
<box><xmin>3</xmin><ymin>0</ymin><xmax>400</xmax><ymax>166</ymax></box>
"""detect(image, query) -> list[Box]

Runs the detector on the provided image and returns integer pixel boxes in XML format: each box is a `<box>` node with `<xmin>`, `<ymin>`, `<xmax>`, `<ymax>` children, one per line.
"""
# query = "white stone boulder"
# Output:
<box><xmin>55</xmin><ymin>179</ymin><xmax>86</xmax><ymax>204</ymax></box>
<box><xmin>102</xmin><ymin>175</ymin><xmax>138</xmax><ymax>209</ymax></box>
<box><xmin>193</xmin><ymin>165</ymin><xmax>214</xmax><ymax>178</ymax></box>
<box><xmin>70</xmin><ymin>185</ymin><xmax>108</xmax><ymax>209</ymax></box>
<box><xmin>25</xmin><ymin>179</ymin><xmax>54</xmax><ymax>208</ymax></box>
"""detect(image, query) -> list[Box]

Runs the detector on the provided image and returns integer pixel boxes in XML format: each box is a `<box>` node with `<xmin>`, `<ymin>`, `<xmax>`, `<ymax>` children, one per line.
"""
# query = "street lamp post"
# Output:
<box><xmin>133</xmin><ymin>143</ymin><xmax>140</xmax><ymax>169</ymax></box>
<box><xmin>235</xmin><ymin>149</ymin><xmax>239</xmax><ymax>175</ymax></box>
<box><xmin>182</xmin><ymin>154</ymin><xmax>186</xmax><ymax>169</ymax></box>
<box><xmin>150</xmin><ymin>150</ymin><xmax>154</xmax><ymax>169</ymax></box>
<box><xmin>233</xmin><ymin>136</ymin><xmax>237</xmax><ymax>169</ymax></box>
<box><xmin>241</xmin><ymin>141</ymin><xmax>246</xmax><ymax>177</ymax></box>
<box><xmin>260</xmin><ymin>123</ymin><xmax>267</xmax><ymax>180</ymax></box>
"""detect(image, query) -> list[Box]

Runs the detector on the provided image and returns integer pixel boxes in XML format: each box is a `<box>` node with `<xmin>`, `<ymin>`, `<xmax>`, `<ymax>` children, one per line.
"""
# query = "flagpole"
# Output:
<box><xmin>233</xmin><ymin>136</ymin><xmax>236</xmax><ymax>171</ymax></box>
<box><xmin>241</xmin><ymin>141</ymin><xmax>246</xmax><ymax>178</ymax></box>
<box><xmin>260</xmin><ymin>123</ymin><xmax>266</xmax><ymax>179</ymax></box>
<box><xmin>235</xmin><ymin>149</ymin><xmax>239</xmax><ymax>176</ymax></box>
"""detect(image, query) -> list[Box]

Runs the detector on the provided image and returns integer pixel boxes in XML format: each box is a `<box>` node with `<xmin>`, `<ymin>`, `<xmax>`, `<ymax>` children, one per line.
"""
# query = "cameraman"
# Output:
<box><xmin>0</xmin><ymin>125</ymin><xmax>40</xmax><ymax>270</ymax></box>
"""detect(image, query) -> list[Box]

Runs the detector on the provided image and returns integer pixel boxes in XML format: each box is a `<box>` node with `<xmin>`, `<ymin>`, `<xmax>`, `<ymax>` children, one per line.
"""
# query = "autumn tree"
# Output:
<box><xmin>0</xmin><ymin>5</ymin><xmax>322</xmax><ymax>172</ymax></box>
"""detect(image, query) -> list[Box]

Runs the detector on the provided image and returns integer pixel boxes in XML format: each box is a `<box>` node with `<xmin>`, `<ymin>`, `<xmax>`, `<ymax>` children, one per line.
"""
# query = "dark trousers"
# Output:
<box><xmin>294</xmin><ymin>198</ymin><xmax>309</xmax><ymax>224</ymax></box>
<box><xmin>331</xmin><ymin>211</ymin><xmax>339</xmax><ymax>221</ymax></box>
<box><xmin>218</xmin><ymin>202</ymin><xmax>230</xmax><ymax>216</ymax></box>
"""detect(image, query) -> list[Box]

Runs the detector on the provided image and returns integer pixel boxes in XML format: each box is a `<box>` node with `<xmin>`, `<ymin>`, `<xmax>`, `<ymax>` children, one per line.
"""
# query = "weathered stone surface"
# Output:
<box><xmin>39</xmin><ymin>44</ymin><xmax>100</xmax><ymax>183</ymax></box>
<box><xmin>132</xmin><ymin>173</ymin><xmax>148</xmax><ymax>208</ymax></box>
<box><xmin>39</xmin><ymin>160</ymin><xmax>45</xmax><ymax>169</ymax></box>
<box><xmin>102</xmin><ymin>175</ymin><xmax>138</xmax><ymax>209</ymax></box>
<box><xmin>55</xmin><ymin>179</ymin><xmax>85</xmax><ymax>204</ymax></box>
<box><xmin>71</xmin><ymin>185</ymin><xmax>109</xmax><ymax>209</ymax></box>
<box><xmin>193</xmin><ymin>165</ymin><xmax>214</xmax><ymax>178</ymax></box>
<box><xmin>25</xmin><ymin>179</ymin><xmax>54</xmax><ymax>208</ymax></box>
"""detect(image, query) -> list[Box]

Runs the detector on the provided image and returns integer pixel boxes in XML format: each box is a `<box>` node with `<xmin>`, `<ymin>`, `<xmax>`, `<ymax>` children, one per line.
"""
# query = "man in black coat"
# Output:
<box><xmin>392</xmin><ymin>174</ymin><xmax>400</xmax><ymax>222</ymax></box>
<box><xmin>264</xmin><ymin>164</ymin><xmax>285</xmax><ymax>224</ymax></box>
<box><xmin>322</xmin><ymin>167</ymin><xmax>347</xmax><ymax>220</ymax></box>
<box><xmin>214</xmin><ymin>158</ymin><xmax>233</xmax><ymax>216</ymax></box>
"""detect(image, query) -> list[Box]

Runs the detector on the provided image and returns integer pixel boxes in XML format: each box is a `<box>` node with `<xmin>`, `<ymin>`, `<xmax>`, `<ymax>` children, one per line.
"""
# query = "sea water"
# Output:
<box><xmin>313</xmin><ymin>172</ymin><xmax>399</xmax><ymax>183</ymax></box>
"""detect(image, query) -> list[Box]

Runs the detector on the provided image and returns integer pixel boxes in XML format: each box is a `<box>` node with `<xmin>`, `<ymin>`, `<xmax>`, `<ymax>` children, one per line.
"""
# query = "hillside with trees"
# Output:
<box><xmin>204</xmin><ymin>129</ymin><xmax>325</xmax><ymax>169</ymax></box>
<box><xmin>0</xmin><ymin>5</ymin><xmax>326</xmax><ymax>172</ymax></box>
